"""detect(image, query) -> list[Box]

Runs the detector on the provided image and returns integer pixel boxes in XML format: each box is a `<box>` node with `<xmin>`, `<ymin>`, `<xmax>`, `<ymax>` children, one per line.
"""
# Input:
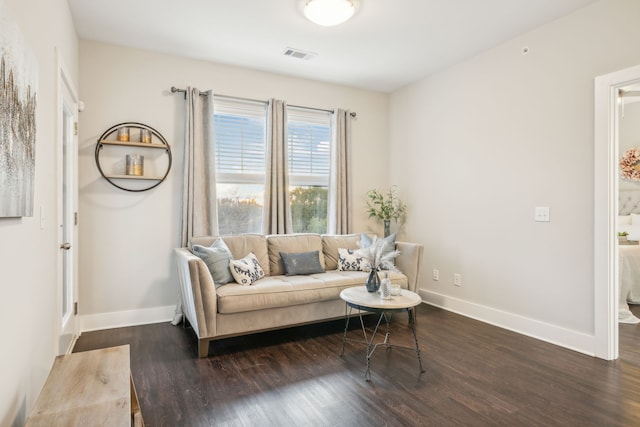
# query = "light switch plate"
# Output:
<box><xmin>535</xmin><ymin>207</ymin><xmax>550</xmax><ymax>222</ymax></box>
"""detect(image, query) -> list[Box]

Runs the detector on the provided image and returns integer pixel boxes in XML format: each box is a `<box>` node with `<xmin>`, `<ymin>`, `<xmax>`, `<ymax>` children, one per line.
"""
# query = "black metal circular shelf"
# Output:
<box><xmin>95</xmin><ymin>122</ymin><xmax>172</xmax><ymax>192</ymax></box>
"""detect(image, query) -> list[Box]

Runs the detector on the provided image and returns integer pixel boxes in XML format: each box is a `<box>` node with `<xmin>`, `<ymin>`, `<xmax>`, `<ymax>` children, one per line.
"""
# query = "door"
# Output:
<box><xmin>594</xmin><ymin>63</ymin><xmax>640</xmax><ymax>360</ymax></box>
<box><xmin>57</xmin><ymin>53</ymin><xmax>79</xmax><ymax>355</ymax></box>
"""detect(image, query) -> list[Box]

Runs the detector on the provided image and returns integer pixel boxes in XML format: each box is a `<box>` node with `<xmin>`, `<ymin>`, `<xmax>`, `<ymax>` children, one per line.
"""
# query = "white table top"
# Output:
<box><xmin>340</xmin><ymin>286</ymin><xmax>422</xmax><ymax>310</ymax></box>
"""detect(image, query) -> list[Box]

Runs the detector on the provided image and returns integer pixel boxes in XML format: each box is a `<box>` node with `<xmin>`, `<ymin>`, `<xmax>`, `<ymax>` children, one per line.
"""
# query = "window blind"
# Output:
<box><xmin>214</xmin><ymin>98</ymin><xmax>267</xmax><ymax>181</ymax></box>
<box><xmin>287</xmin><ymin>108</ymin><xmax>331</xmax><ymax>186</ymax></box>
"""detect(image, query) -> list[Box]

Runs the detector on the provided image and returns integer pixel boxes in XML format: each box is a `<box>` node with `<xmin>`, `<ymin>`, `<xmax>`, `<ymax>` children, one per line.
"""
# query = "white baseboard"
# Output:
<box><xmin>419</xmin><ymin>289</ymin><xmax>596</xmax><ymax>357</ymax></box>
<box><xmin>80</xmin><ymin>305</ymin><xmax>177</xmax><ymax>332</ymax></box>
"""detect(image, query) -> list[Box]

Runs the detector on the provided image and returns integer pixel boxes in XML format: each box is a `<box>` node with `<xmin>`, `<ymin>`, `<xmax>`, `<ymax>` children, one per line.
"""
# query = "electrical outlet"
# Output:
<box><xmin>432</xmin><ymin>269</ymin><xmax>439</xmax><ymax>281</ymax></box>
<box><xmin>454</xmin><ymin>273</ymin><xmax>462</xmax><ymax>286</ymax></box>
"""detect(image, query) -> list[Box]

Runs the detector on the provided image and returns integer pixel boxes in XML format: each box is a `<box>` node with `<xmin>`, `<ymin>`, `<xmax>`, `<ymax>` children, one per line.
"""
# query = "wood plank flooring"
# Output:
<box><xmin>74</xmin><ymin>304</ymin><xmax>640</xmax><ymax>427</ymax></box>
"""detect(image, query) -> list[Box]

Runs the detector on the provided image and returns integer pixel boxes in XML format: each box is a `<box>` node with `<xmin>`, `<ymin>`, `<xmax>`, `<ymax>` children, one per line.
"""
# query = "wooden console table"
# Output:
<box><xmin>25</xmin><ymin>345</ymin><xmax>143</xmax><ymax>426</ymax></box>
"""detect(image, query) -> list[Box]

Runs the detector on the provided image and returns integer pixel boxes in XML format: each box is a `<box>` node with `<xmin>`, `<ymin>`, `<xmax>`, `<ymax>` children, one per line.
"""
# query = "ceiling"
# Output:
<box><xmin>67</xmin><ymin>0</ymin><xmax>598</xmax><ymax>93</ymax></box>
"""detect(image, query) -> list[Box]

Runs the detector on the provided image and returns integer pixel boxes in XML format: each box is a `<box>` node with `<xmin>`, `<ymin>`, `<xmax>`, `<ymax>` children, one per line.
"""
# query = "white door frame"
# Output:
<box><xmin>594</xmin><ymin>63</ymin><xmax>640</xmax><ymax>360</ymax></box>
<box><xmin>56</xmin><ymin>49</ymin><xmax>80</xmax><ymax>355</ymax></box>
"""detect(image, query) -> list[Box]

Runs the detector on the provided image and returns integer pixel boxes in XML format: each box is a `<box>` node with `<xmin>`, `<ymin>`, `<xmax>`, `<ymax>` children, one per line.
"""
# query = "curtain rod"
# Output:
<box><xmin>170</xmin><ymin>86</ymin><xmax>356</xmax><ymax>118</ymax></box>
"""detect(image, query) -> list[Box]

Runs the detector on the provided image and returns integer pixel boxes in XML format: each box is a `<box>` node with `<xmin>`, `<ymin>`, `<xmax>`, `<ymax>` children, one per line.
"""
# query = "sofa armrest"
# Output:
<box><xmin>395</xmin><ymin>241</ymin><xmax>424</xmax><ymax>294</ymax></box>
<box><xmin>174</xmin><ymin>248</ymin><xmax>218</xmax><ymax>345</ymax></box>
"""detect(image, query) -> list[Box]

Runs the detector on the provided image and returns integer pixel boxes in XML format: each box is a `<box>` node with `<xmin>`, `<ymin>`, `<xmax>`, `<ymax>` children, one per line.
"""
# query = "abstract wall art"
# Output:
<box><xmin>0</xmin><ymin>4</ymin><xmax>38</xmax><ymax>217</ymax></box>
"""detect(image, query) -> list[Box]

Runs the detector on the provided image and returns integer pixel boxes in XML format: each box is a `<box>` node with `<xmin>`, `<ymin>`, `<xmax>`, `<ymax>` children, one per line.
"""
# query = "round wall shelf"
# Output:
<box><xmin>95</xmin><ymin>122</ymin><xmax>172</xmax><ymax>192</ymax></box>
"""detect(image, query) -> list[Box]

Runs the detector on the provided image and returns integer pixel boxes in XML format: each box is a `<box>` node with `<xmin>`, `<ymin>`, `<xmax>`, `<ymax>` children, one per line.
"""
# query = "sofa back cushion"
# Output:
<box><xmin>267</xmin><ymin>234</ymin><xmax>325</xmax><ymax>276</ymax></box>
<box><xmin>223</xmin><ymin>234</ymin><xmax>270</xmax><ymax>277</ymax></box>
<box><xmin>191</xmin><ymin>234</ymin><xmax>270</xmax><ymax>277</ymax></box>
<box><xmin>321</xmin><ymin>234</ymin><xmax>361</xmax><ymax>270</ymax></box>
<box><xmin>190</xmin><ymin>236</ymin><xmax>216</xmax><ymax>248</ymax></box>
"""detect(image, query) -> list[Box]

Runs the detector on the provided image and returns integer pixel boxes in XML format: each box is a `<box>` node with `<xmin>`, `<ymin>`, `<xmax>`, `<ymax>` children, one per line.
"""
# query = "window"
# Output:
<box><xmin>213</xmin><ymin>99</ymin><xmax>332</xmax><ymax>235</ymax></box>
<box><xmin>287</xmin><ymin>107</ymin><xmax>331</xmax><ymax>234</ymax></box>
<box><xmin>214</xmin><ymin>98</ymin><xmax>267</xmax><ymax>235</ymax></box>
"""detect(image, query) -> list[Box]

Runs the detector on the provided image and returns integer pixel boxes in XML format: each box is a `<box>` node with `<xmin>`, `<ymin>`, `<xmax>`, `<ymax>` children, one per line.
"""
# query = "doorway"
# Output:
<box><xmin>56</xmin><ymin>51</ymin><xmax>79</xmax><ymax>355</ymax></box>
<box><xmin>594</xmin><ymin>63</ymin><xmax>640</xmax><ymax>360</ymax></box>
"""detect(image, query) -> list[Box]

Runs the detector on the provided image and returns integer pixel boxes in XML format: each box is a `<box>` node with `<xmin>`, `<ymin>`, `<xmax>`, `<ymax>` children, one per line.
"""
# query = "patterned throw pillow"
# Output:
<box><xmin>229</xmin><ymin>252</ymin><xmax>265</xmax><ymax>286</ymax></box>
<box><xmin>337</xmin><ymin>248</ymin><xmax>367</xmax><ymax>271</ymax></box>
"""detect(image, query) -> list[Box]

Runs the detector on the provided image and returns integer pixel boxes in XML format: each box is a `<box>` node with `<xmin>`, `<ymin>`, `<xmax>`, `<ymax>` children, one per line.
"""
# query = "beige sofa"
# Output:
<box><xmin>174</xmin><ymin>233</ymin><xmax>423</xmax><ymax>357</ymax></box>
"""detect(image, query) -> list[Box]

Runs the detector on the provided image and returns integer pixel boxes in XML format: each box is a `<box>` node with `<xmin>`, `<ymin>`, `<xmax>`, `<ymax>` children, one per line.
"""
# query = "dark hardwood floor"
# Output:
<box><xmin>74</xmin><ymin>304</ymin><xmax>640</xmax><ymax>427</ymax></box>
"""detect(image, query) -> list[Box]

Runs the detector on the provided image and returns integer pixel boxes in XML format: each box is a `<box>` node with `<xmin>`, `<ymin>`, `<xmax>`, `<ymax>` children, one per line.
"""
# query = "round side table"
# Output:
<box><xmin>339</xmin><ymin>286</ymin><xmax>425</xmax><ymax>381</ymax></box>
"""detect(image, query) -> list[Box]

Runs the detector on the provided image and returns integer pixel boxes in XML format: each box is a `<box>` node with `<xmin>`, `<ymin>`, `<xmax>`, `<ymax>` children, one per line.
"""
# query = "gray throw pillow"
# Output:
<box><xmin>280</xmin><ymin>251</ymin><xmax>325</xmax><ymax>276</ymax></box>
<box><xmin>192</xmin><ymin>239</ymin><xmax>234</xmax><ymax>285</ymax></box>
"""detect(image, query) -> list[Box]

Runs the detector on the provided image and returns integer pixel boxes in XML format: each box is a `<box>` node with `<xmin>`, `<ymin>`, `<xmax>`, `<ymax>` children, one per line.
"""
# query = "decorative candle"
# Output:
<box><xmin>140</xmin><ymin>129</ymin><xmax>152</xmax><ymax>144</ymax></box>
<box><xmin>390</xmin><ymin>283</ymin><xmax>401</xmax><ymax>296</ymax></box>
<box><xmin>125</xmin><ymin>154</ymin><xmax>144</xmax><ymax>176</ymax></box>
<box><xmin>117</xmin><ymin>127</ymin><xmax>130</xmax><ymax>142</ymax></box>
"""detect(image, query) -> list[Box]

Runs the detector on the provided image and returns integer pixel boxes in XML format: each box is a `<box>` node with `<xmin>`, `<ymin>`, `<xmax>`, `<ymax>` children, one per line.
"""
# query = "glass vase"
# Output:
<box><xmin>366</xmin><ymin>269</ymin><xmax>381</xmax><ymax>292</ymax></box>
<box><xmin>383</xmin><ymin>220</ymin><xmax>391</xmax><ymax>238</ymax></box>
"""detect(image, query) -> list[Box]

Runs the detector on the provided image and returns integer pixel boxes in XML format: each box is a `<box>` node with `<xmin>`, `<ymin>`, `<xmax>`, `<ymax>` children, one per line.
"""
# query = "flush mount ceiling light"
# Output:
<box><xmin>303</xmin><ymin>0</ymin><xmax>360</xmax><ymax>27</ymax></box>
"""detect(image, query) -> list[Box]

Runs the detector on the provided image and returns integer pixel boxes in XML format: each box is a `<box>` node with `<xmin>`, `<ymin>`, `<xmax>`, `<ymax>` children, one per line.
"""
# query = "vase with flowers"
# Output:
<box><xmin>366</xmin><ymin>186</ymin><xmax>407</xmax><ymax>237</ymax></box>
<box><xmin>357</xmin><ymin>236</ymin><xmax>399</xmax><ymax>292</ymax></box>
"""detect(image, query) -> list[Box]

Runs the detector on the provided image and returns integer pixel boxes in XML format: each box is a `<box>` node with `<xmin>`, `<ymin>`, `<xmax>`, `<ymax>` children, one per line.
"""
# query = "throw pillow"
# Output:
<box><xmin>192</xmin><ymin>239</ymin><xmax>234</xmax><ymax>286</ymax></box>
<box><xmin>620</xmin><ymin>215</ymin><xmax>632</xmax><ymax>226</ymax></box>
<box><xmin>229</xmin><ymin>252</ymin><xmax>265</xmax><ymax>286</ymax></box>
<box><xmin>280</xmin><ymin>251</ymin><xmax>325</xmax><ymax>276</ymax></box>
<box><xmin>337</xmin><ymin>248</ymin><xmax>367</xmax><ymax>271</ymax></box>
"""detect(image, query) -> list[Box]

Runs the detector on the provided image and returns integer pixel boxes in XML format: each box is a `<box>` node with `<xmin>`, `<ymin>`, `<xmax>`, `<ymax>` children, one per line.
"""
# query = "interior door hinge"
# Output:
<box><xmin>74</xmin><ymin>122</ymin><xmax>78</xmax><ymax>136</ymax></box>
<box><xmin>74</xmin><ymin>211</ymin><xmax>78</xmax><ymax>226</ymax></box>
<box><xmin>74</xmin><ymin>301</ymin><xmax>78</xmax><ymax>315</ymax></box>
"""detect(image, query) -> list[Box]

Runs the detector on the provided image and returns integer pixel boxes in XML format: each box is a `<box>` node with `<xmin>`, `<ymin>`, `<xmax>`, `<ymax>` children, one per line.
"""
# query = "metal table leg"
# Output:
<box><xmin>340</xmin><ymin>302</ymin><xmax>425</xmax><ymax>381</ymax></box>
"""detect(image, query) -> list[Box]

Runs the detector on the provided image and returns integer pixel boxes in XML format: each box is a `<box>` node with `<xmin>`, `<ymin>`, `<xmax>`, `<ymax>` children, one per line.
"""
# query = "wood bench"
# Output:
<box><xmin>25</xmin><ymin>345</ymin><xmax>143</xmax><ymax>426</ymax></box>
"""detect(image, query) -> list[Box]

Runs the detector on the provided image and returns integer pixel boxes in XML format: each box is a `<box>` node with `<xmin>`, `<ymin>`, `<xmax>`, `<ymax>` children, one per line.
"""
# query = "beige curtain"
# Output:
<box><xmin>180</xmin><ymin>87</ymin><xmax>218</xmax><ymax>247</ymax></box>
<box><xmin>263</xmin><ymin>99</ymin><xmax>292</xmax><ymax>234</ymax></box>
<box><xmin>328</xmin><ymin>109</ymin><xmax>352</xmax><ymax>234</ymax></box>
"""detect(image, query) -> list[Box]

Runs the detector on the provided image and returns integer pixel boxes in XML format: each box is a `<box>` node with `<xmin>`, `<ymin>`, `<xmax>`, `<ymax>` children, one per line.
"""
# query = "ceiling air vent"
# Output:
<box><xmin>283</xmin><ymin>47</ymin><xmax>317</xmax><ymax>60</ymax></box>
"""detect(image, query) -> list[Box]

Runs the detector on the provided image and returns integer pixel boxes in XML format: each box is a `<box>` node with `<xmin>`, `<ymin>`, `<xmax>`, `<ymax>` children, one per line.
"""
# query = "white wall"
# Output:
<box><xmin>0</xmin><ymin>0</ymin><xmax>78</xmax><ymax>424</ymax></box>
<box><xmin>77</xmin><ymin>41</ymin><xmax>390</xmax><ymax>329</ymax></box>
<box><xmin>619</xmin><ymin>101</ymin><xmax>640</xmax><ymax>192</ymax></box>
<box><xmin>390</xmin><ymin>0</ymin><xmax>640</xmax><ymax>354</ymax></box>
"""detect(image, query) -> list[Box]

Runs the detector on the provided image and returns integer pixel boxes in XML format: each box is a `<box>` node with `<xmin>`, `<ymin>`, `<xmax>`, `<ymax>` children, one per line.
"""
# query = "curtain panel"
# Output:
<box><xmin>180</xmin><ymin>87</ymin><xmax>218</xmax><ymax>247</ymax></box>
<box><xmin>328</xmin><ymin>109</ymin><xmax>353</xmax><ymax>234</ymax></box>
<box><xmin>263</xmin><ymin>99</ymin><xmax>293</xmax><ymax>234</ymax></box>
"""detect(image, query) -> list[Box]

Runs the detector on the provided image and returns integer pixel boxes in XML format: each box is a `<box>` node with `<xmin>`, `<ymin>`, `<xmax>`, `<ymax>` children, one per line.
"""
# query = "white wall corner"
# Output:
<box><xmin>79</xmin><ymin>305</ymin><xmax>177</xmax><ymax>332</ymax></box>
<box><xmin>419</xmin><ymin>289</ymin><xmax>596</xmax><ymax>357</ymax></box>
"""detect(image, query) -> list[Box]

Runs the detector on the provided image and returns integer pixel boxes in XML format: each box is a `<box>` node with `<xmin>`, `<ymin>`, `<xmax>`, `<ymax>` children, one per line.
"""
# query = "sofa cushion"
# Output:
<box><xmin>322</xmin><ymin>234</ymin><xmax>361</xmax><ymax>270</ymax></box>
<box><xmin>267</xmin><ymin>234</ymin><xmax>325</xmax><ymax>276</ymax></box>
<box><xmin>280</xmin><ymin>251</ymin><xmax>324</xmax><ymax>276</ymax></box>
<box><xmin>191</xmin><ymin>239</ymin><xmax>234</xmax><ymax>285</ymax></box>
<box><xmin>223</xmin><ymin>234</ymin><xmax>270</xmax><ymax>277</ymax></box>
<box><xmin>216</xmin><ymin>270</ymin><xmax>409</xmax><ymax>314</ymax></box>
<box><xmin>337</xmin><ymin>248</ymin><xmax>368</xmax><ymax>271</ymax></box>
<box><xmin>229</xmin><ymin>252</ymin><xmax>266</xmax><ymax>286</ymax></box>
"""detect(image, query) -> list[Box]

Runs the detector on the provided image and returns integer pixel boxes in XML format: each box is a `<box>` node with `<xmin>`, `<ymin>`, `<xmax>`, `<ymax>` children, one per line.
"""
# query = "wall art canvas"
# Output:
<box><xmin>0</xmin><ymin>4</ymin><xmax>38</xmax><ymax>217</ymax></box>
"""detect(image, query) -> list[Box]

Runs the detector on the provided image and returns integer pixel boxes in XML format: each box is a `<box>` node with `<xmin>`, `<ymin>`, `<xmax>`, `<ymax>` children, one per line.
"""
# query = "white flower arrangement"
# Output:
<box><xmin>356</xmin><ymin>236</ymin><xmax>399</xmax><ymax>272</ymax></box>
